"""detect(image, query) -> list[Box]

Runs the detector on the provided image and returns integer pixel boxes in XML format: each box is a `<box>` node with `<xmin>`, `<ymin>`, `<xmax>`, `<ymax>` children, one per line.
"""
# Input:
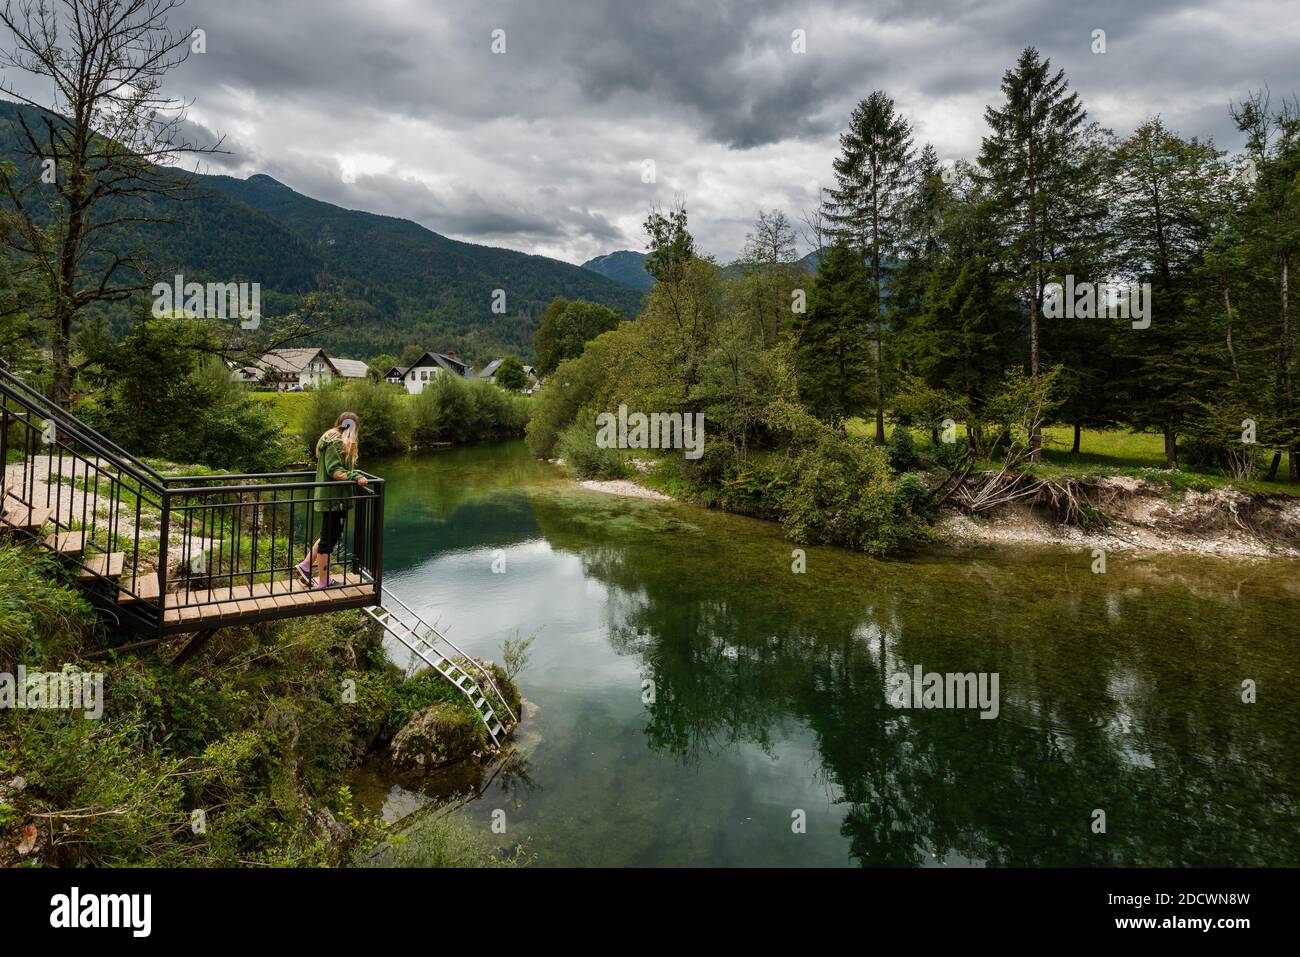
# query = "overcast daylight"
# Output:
<box><xmin>145</xmin><ymin>0</ymin><xmax>1299</xmax><ymax>263</ymax></box>
<box><xmin>0</xmin><ymin>0</ymin><xmax>1297</xmax><ymax>935</ymax></box>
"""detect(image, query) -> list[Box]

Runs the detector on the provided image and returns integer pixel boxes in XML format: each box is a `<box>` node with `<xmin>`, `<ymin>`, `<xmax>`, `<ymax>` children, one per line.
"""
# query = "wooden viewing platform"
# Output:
<box><xmin>1</xmin><ymin>362</ymin><xmax>387</xmax><ymax>644</ymax></box>
<box><xmin>164</xmin><ymin>576</ymin><xmax>378</xmax><ymax>626</ymax></box>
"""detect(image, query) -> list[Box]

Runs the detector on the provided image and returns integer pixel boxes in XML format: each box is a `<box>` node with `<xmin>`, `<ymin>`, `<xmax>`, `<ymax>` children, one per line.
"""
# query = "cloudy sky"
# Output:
<box><xmin>11</xmin><ymin>0</ymin><xmax>1296</xmax><ymax>265</ymax></box>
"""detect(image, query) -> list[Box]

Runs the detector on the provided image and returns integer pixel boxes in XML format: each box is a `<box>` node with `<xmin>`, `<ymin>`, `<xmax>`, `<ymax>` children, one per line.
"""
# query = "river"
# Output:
<box><xmin>350</xmin><ymin>441</ymin><xmax>1300</xmax><ymax>867</ymax></box>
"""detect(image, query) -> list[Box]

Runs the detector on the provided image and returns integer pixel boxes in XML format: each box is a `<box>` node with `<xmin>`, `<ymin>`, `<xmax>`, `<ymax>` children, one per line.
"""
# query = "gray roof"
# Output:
<box><xmin>478</xmin><ymin>358</ymin><xmax>504</xmax><ymax>379</ymax></box>
<box><xmin>331</xmin><ymin>358</ymin><xmax>370</xmax><ymax>379</ymax></box>
<box><xmin>258</xmin><ymin>348</ymin><xmax>336</xmax><ymax>376</ymax></box>
<box><xmin>408</xmin><ymin>351</ymin><xmax>472</xmax><ymax>378</ymax></box>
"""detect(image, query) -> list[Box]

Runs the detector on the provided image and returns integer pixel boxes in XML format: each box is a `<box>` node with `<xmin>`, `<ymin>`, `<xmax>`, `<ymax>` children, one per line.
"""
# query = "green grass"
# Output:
<box><xmin>844</xmin><ymin>418</ymin><xmax>1300</xmax><ymax>497</ymax></box>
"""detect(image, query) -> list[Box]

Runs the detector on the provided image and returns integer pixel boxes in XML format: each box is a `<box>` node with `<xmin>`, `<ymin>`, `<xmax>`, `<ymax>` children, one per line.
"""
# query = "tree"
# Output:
<box><xmin>399</xmin><ymin>344</ymin><xmax>425</xmax><ymax>368</ymax></box>
<box><xmin>367</xmin><ymin>353</ymin><xmax>397</xmax><ymax>382</ymax></box>
<box><xmin>533</xmin><ymin>298</ymin><xmax>622</xmax><ymax>375</ymax></box>
<box><xmin>978</xmin><ymin>47</ymin><xmax>1100</xmax><ymax>459</ymax></box>
<box><xmin>643</xmin><ymin>201</ymin><xmax>695</xmax><ymax>283</ymax></box>
<box><xmin>495</xmin><ymin>355</ymin><xmax>528</xmax><ymax>392</ymax></box>
<box><xmin>823</xmin><ymin>91</ymin><xmax>916</xmax><ymax>443</ymax></box>
<box><xmin>1230</xmin><ymin>91</ymin><xmax>1300</xmax><ymax>480</ymax></box>
<box><xmin>736</xmin><ymin>209</ymin><xmax>801</xmax><ymax>346</ymax></box>
<box><xmin>1110</xmin><ymin>117</ymin><xmax>1229</xmax><ymax>465</ymax></box>
<box><xmin>792</xmin><ymin>242</ymin><xmax>874</xmax><ymax>424</ymax></box>
<box><xmin>0</xmin><ymin>0</ymin><xmax>222</xmax><ymax>407</ymax></box>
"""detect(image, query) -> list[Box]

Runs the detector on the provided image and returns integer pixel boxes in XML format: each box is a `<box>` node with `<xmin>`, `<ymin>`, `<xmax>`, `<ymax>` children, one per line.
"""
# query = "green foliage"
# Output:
<box><xmin>77</xmin><ymin>314</ymin><xmax>294</xmax><ymax>472</ymax></box>
<box><xmin>0</xmin><ymin>546</ymin><xmax>93</xmax><ymax>673</ymax></box>
<box><xmin>493</xmin><ymin>355</ymin><xmax>529</xmax><ymax>392</ymax></box>
<box><xmin>0</xmin><ymin>561</ymin><xmax>511</xmax><ymax>867</ymax></box>
<box><xmin>409</xmin><ymin>373</ymin><xmax>530</xmax><ymax>447</ymax></box>
<box><xmin>556</xmin><ymin>416</ymin><xmax>630</xmax><ymax>480</ymax></box>
<box><xmin>302</xmin><ymin>378</ymin><xmax>406</xmax><ymax>457</ymax></box>
<box><xmin>533</xmin><ymin>299</ymin><xmax>623</xmax><ymax>376</ymax></box>
<box><xmin>780</xmin><ymin>427</ymin><xmax>929</xmax><ymax>556</ymax></box>
<box><xmin>792</xmin><ymin>242</ymin><xmax>874</xmax><ymax>424</ymax></box>
<box><xmin>526</xmin><ymin>333</ymin><xmax>619</xmax><ymax>458</ymax></box>
<box><xmin>887</xmin><ymin>425</ymin><xmax>918</xmax><ymax>471</ymax></box>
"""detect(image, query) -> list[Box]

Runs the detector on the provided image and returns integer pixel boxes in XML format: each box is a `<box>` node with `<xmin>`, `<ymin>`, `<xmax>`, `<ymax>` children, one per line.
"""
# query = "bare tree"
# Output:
<box><xmin>798</xmin><ymin>196</ymin><xmax>828</xmax><ymax>260</ymax></box>
<box><xmin>742</xmin><ymin>208</ymin><xmax>797</xmax><ymax>266</ymax></box>
<box><xmin>0</xmin><ymin>0</ymin><xmax>222</xmax><ymax>406</ymax></box>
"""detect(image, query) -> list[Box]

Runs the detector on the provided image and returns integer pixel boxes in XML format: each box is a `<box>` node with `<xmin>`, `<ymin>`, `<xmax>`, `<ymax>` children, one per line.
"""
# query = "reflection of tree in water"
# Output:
<box><xmin>530</xmin><ymin>491</ymin><xmax>1300</xmax><ymax>867</ymax></box>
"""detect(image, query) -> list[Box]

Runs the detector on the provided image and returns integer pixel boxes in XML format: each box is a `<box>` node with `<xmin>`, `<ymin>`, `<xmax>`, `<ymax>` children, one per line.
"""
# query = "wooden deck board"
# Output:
<box><xmin>79</xmin><ymin>552</ymin><xmax>125</xmax><ymax>579</ymax></box>
<box><xmin>118</xmin><ymin>575</ymin><xmax>161</xmax><ymax>604</ymax></box>
<box><xmin>163</xmin><ymin>579</ymin><xmax>376</xmax><ymax>625</ymax></box>
<box><xmin>46</xmin><ymin>530</ymin><xmax>87</xmax><ymax>554</ymax></box>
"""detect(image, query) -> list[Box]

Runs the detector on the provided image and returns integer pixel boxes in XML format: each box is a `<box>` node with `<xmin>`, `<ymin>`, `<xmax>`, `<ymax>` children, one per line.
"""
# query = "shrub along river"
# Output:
<box><xmin>350</xmin><ymin>441</ymin><xmax>1300</xmax><ymax>867</ymax></box>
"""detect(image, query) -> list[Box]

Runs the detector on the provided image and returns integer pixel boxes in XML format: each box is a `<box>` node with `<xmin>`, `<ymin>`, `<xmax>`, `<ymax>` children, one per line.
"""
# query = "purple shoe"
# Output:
<box><xmin>317</xmin><ymin>577</ymin><xmax>340</xmax><ymax>588</ymax></box>
<box><xmin>296</xmin><ymin>559</ymin><xmax>312</xmax><ymax>578</ymax></box>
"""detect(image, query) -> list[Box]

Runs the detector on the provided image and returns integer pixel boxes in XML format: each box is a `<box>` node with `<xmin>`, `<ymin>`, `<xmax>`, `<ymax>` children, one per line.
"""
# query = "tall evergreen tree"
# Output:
<box><xmin>823</xmin><ymin>91</ymin><xmax>915</xmax><ymax>442</ymax></box>
<box><xmin>978</xmin><ymin>47</ymin><xmax>1097</xmax><ymax>459</ymax></box>
<box><xmin>792</xmin><ymin>242</ymin><xmax>874</xmax><ymax>425</ymax></box>
<box><xmin>1231</xmin><ymin>92</ymin><xmax>1300</xmax><ymax>480</ymax></box>
<box><xmin>1110</xmin><ymin>117</ymin><xmax>1229</xmax><ymax>465</ymax></box>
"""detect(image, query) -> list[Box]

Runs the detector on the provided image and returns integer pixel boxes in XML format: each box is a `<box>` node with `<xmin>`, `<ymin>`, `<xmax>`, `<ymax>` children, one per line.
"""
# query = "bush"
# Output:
<box><xmin>302</xmin><ymin>379</ymin><xmax>406</xmax><ymax>458</ymax></box>
<box><xmin>80</xmin><ymin>324</ymin><xmax>295</xmax><ymax>473</ymax></box>
<box><xmin>887</xmin><ymin>425</ymin><xmax>918</xmax><ymax>471</ymax></box>
<box><xmin>556</xmin><ymin>416</ymin><xmax>629</xmax><ymax>479</ymax></box>
<box><xmin>525</xmin><ymin>333</ymin><xmax>617</xmax><ymax>459</ymax></box>
<box><xmin>893</xmin><ymin>472</ymin><xmax>935</xmax><ymax>521</ymax></box>
<box><xmin>932</xmin><ymin>436</ymin><xmax>970</xmax><ymax>471</ymax></box>
<box><xmin>410</xmin><ymin>374</ymin><xmax>530</xmax><ymax>447</ymax></box>
<box><xmin>780</xmin><ymin>429</ymin><xmax>928</xmax><ymax>556</ymax></box>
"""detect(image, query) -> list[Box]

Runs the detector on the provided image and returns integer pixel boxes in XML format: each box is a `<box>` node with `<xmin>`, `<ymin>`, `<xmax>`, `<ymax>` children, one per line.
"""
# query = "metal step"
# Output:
<box><xmin>363</xmin><ymin>589</ymin><xmax>518</xmax><ymax>747</ymax></box>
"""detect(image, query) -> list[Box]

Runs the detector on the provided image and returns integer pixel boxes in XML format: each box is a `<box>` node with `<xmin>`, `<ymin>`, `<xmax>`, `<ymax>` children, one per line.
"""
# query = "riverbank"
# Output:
<box><xmin>573</xmin><ymin>468</ymin><xmax>1300</xmax><ymax>559</ymax></box>
<box><xmin>0</xmin><ymin>541</ymin><xmax>522</xmax><ymax>868</ymax></box>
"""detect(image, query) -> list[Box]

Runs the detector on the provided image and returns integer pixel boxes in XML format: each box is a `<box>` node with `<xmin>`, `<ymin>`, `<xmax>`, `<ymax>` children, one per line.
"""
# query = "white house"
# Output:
<box><xmin>232</xmin><ymin>348</ymin><xmax>338</xmax><ymax>391</ymax></box>
<box><xmin>390</xmin><ymin>351</ymin><xmax>473</xmax><ymax>394</ymax></box>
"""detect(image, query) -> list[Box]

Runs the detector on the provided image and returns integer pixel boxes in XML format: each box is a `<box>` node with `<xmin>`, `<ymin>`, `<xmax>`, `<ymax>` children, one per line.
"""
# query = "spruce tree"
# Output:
<box><xmin>823</xmin><ymin>91</ymin><xmax>915</xmax><ymax>442</ymax></box>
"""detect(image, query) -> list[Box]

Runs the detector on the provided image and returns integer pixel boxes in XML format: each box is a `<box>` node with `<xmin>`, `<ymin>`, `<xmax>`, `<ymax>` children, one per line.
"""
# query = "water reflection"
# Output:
<box><xmin>366</xmin><ymin>444</ymin><xmax>1300</xmax><ymax>867</ymax></box>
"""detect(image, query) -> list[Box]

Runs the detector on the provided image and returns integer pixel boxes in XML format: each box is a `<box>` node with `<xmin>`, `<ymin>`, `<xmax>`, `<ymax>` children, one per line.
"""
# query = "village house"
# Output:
<box><xmin>385</xmin><ymin>351</ymin><xmax>473</xmax><ymax>395</ymax></box>
<box><xmin>231</xmin><ymin>347</ymin><xmax>338</xmax><ymax>391</ymax></box>
<box><xmin>330</xmin><ymin>358</ymin><xmax>371</xmax><ymax>382</ymax></box>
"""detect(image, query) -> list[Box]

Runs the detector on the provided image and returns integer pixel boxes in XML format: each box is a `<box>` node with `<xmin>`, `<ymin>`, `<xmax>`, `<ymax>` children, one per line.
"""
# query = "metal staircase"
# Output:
<box><xmin>364</xmin><ymin>587</ymin><xmax>518</xmax><ymax>748</ymax></box>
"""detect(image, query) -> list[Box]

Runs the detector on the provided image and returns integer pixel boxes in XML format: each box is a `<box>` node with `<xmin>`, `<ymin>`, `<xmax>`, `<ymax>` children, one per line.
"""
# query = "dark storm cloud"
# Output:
<box><xmin>100</xmin><ymin>0</ymin><xmax>1300</xmax><ymax>260</ymax></box>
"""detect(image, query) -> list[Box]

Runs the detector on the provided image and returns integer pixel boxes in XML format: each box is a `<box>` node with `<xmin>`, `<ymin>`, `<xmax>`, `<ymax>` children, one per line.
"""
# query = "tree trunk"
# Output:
<box><xmin>1266</xmin><ymin>450</ymin><xmax>1282</xmax><ymax>481</ymax></box>
<box><xmin>1072</xmin><ymin>422</ymin><xmax>1081</xmax><ymax>455</ymax></box>
<box><xmin>1163</xmin><ymin>431</ymin><xmax>1177</xmax><ymax>468</ymax></box>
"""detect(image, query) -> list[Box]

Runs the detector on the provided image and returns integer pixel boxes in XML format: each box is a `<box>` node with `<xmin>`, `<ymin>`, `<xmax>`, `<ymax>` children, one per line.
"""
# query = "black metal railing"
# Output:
<box><xmin>0</xmin><ymin>363</ymin><xmax>384</xmax><ymax>635</ymax></box>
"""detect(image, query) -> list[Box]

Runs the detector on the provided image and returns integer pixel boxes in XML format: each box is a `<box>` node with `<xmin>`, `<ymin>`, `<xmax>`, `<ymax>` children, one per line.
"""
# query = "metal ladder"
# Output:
<box><xmin>363</xmin><ymin>587</ymin><xmax>518</xmax><ymax>747</ymax></box>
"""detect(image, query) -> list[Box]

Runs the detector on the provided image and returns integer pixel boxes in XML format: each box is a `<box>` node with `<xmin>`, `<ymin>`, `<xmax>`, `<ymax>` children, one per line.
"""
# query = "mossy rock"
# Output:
<box><xmin>388</xmin><ymin>701</ymin><xmax>491</xmax><ymax>770</ymax></box>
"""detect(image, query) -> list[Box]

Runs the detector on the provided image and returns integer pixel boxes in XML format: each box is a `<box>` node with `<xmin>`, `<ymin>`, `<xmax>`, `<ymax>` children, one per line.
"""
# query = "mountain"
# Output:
<box><xmin>585</xmin><ymin>246</ymin><xmax>821</xmax><ymax>291</ymax></box>
<box><xmin>581</xmin><ymin>250</ymin><xmax>654</xmax><ymax>291</ymax></box>
<box><xmin>0</xmin><ymin>101</ymin><xmax>644</xmax><ymax>362</ymax></box>
<box><xmin>798</xmin><ymin>249</ymin><xmax>822</xmax><ymax>275</ymax></box>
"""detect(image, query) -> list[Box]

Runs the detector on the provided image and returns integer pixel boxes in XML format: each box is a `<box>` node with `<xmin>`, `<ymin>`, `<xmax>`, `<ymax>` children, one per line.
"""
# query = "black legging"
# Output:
<box><xmin>318</xmin><ymin>511</ymin><xmax>346</xmax><ymax>555</ymax></box>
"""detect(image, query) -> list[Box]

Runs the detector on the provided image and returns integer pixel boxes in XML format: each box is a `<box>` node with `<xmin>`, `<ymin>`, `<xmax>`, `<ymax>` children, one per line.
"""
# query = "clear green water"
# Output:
<box><xmin>353</xmin><ymin>441</ymin><xmax>1300</xmax><ymax>867</ymax></box>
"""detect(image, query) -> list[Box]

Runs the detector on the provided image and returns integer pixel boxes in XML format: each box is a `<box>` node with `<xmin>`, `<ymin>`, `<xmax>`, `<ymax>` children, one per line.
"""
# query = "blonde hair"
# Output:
<box><xmin>317</xmin><ymin>411</ymin><xmax>360</xmax><ymax>466</ymax></box>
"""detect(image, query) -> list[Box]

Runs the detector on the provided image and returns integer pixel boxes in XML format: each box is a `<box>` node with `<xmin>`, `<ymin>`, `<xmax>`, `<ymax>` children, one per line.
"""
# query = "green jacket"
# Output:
<box><xmin>314</xmin><ymin>438</ymin><xmax>361</xmax><ymax>513</ymax></box>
